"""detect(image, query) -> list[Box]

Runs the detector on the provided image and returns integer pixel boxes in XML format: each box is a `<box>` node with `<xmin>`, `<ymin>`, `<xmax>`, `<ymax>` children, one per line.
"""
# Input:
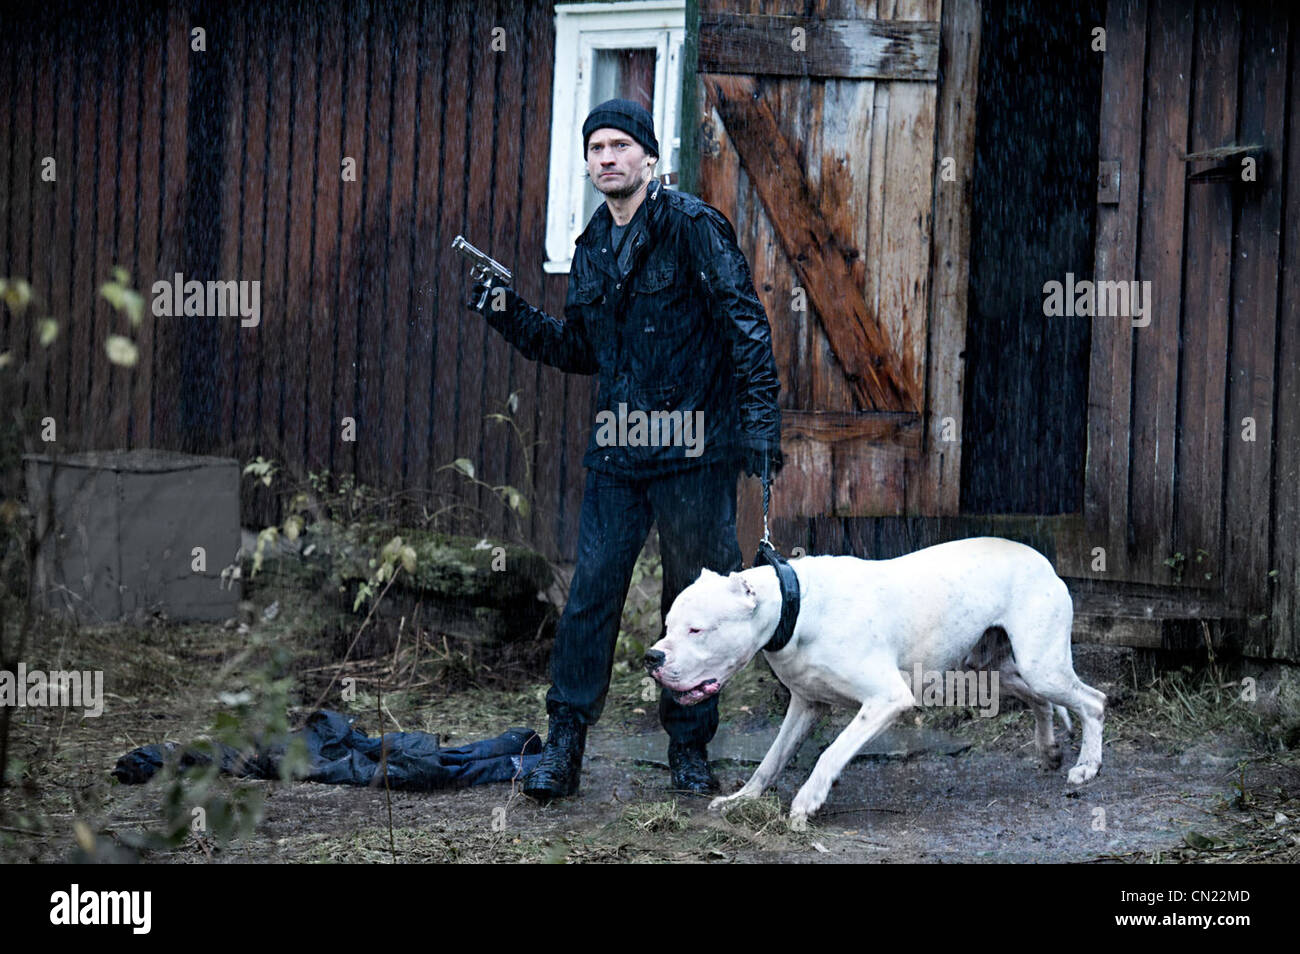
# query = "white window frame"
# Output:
<box><xmin>544</xmin><ymin>0</ymin><xmax>686</xmax><ymax>274</ymax></box>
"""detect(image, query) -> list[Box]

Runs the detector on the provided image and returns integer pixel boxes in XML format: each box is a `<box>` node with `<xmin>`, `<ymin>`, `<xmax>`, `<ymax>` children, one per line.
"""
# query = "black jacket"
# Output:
<box><xmin>483</xmin><ymin>178</ymin><xmax>782</xmax><ymax>476</ymax></box>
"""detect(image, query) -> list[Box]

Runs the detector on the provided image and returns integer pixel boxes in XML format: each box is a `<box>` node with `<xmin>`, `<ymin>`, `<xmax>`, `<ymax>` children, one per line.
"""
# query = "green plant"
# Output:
<box><xmin>144</xmin><ymin>625</ymin><xmax>312</xmax><ymax>854</ymax></box>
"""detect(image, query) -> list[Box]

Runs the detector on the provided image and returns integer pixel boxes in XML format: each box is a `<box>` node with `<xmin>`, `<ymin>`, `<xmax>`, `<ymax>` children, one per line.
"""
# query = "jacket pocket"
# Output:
<box><xmin>634</xmin><ymin>262</ymin><xmax>675</xmax><ymax>295</ymax></box>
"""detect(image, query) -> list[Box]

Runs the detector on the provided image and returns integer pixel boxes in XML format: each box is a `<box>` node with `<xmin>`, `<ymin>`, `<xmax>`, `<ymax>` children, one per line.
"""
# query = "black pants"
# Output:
<box><xmin>546</xmin><ymin>461</ymin><xmax>743</xmax><ymax>747</ymax></box>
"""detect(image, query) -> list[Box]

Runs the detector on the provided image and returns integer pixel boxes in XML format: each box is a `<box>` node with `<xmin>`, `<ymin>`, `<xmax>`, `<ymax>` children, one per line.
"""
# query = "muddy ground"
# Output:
<box><xmin>2</xmin><ymin>579</ymin><xmax>1298</xmax><ymax>864</ymax></box>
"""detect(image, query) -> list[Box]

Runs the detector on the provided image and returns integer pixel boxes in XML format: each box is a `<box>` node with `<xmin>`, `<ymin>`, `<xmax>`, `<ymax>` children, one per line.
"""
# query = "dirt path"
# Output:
<box><xmin>2</xmin><ymin>607</ymin><xmax>1296</xmax><ymax>863</ymax></box>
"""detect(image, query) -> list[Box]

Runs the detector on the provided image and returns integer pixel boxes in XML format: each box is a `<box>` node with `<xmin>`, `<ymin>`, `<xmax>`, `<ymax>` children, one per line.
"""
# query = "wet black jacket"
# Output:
<box><xmin>482</xmin><ymin>179</ymin><xmax>782</xmax><ymax>476</ymax></box>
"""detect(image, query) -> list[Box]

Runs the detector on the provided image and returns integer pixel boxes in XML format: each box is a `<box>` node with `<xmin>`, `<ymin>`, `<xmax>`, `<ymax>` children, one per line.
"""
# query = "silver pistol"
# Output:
<box><xmin>453</xmin><ymin>235</ymin><xmax>513</xmax><ymax>312</ymax></box>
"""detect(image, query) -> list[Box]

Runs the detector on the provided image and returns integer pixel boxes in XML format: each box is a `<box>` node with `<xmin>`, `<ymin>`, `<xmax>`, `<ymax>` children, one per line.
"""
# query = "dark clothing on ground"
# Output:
<box><xmin>112</xmin><ymin>710</ymin><xmax>542</xmax><ymax>790</ymax></box>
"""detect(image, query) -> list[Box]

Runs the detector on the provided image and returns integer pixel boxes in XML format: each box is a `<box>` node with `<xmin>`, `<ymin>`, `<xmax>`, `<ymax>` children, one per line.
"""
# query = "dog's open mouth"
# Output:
<box><xmin>673</xmin><ymin>680</ymin><xmax>720</xmax><ymax>706</ymax></box>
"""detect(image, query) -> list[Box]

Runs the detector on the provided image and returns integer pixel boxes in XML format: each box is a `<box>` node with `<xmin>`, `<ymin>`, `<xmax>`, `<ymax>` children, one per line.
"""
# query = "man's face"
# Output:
<box><xmin>586</xmin><ymin>128</ymin><xmax>656</xmax><ymax>199</ymax></box>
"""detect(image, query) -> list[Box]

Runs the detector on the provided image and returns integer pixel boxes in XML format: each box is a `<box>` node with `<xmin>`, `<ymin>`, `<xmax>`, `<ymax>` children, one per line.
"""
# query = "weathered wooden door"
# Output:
<box><xmin>696</xmin><ymin>0</ymin><xmax>978</xmax><ymax>531</ymax></box>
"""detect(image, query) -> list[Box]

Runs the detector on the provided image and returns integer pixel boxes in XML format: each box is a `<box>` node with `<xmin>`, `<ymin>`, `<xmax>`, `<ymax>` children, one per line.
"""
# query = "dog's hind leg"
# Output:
<box><xmin>1005</xmin><ymin>599</ymin><xmax>1106</xmax><ymax>784</ymax></box>
<box><xmin>999</xmin><ymin>664</ymin><xmax>1062</xmax><ymax>770</ymax></box>
<box><xmin>973</xmin><ymin>629</ymin><xmax>1063</xmax><ymax>770</ymax></box>
<box><xmin>788</xmin><ymin>669</ymin><xmax>914</xmax><ymax>825</ymax></box>
<box><xmin>709</xmin><ymin>692</ymin><xmax>823</xmax><ymax>812</ymax></box>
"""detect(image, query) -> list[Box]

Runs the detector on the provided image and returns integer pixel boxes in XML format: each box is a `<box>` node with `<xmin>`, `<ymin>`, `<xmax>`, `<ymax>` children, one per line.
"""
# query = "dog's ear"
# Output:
<box><xmin>728</xmin><ymin>572</ymin><xmax>757</xmax><ymax>611</ymax></box>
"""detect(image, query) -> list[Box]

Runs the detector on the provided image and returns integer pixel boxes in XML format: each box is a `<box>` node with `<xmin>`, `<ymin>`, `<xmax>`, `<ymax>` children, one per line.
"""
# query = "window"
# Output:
<box><xmin>544</xmin><ymin>0</ymin><xmax>686</xmax><ymax>273</ymax></box>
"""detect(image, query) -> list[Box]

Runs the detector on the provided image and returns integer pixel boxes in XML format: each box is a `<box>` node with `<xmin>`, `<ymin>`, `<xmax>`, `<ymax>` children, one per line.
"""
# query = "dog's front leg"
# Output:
<box><xmin>709</xmin><ymin>693</ymin><xmax>821</xmax><ymax>812</ymax></box>
<box><xmin>789</xmin><ymin>684</ymin><xmax>914</xmax><ymax>825</ymax></box>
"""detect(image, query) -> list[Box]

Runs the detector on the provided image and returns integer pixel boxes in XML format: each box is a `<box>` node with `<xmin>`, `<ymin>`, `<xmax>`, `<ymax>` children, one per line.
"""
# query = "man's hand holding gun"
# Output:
<box><xmin>455</xmin><ymin>234</ymin><xmax>514</xmax><ymax>315</ymax></box>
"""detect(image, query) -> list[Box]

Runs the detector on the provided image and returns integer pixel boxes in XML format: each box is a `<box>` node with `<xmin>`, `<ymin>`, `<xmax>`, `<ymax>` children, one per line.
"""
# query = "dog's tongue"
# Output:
<box><xmin>675</xmin><ymin>680</ymin><xmax>720</xmax><ymax>706</ymax></box>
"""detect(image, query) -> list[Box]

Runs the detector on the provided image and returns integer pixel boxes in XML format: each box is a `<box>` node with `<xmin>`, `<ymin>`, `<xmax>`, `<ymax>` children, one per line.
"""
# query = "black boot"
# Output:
<box><xmin>668</xmin><ymin>740</ymin><xmax>719</xmax><ymax>794</ymax></box>
<box><xmin>522</xmin><ymin>712</ymin><xmax>587</xmax><ymax>804</ymax></box>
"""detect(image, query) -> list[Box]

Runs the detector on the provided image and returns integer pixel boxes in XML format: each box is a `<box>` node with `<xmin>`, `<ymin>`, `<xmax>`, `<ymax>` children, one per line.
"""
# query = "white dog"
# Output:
<box><xmin>644</xmin><ymin>538</ymin><xmax>1105</xmax><ymax>824</ymax></box>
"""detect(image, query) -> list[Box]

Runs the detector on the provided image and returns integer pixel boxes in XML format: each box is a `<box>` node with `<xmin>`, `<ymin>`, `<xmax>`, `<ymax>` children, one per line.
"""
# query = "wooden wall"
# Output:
<box><xmin>0</xmin><ymin>0</ymin><xmax>593</xmax><ymax>560</ymax></box>
<box><xmin>1086</xmin><ymin>0</ymin><xmax>1300</xmax><ymax>659</ymax></box>
<box><xmin>695</xmin><ymin>0</ymin><xmax>980</xmax><ymax>554</ymax></box>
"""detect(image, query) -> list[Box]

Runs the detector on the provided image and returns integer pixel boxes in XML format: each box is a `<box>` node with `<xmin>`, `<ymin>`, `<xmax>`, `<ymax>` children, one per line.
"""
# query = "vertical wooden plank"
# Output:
<box><xmin>1084</xmin><ymin>0</ymin><xmax>1146</xmax><ymax>580</ymax></box>
<box><xmin>47</xmin><ymin>10</ymin><xmax>79</xmax><ymax>437</ymax></box>
<box><xmin>118</xmin><ymin>12</ymin><xmax>143</xmax><ymax>448</ymax></box>
<box><xmin>381</xmin><ymin>0</ymin><xmax>418</xmax><ymax>516</ymax></box>
<box><xmin>460</xmin><ymin>0</ymin><xmax>500</xmax><ymax>534</ymax></box>
<box><xmin>835</xmin><ymin>0</ymin><xmax>918</xmax><ymax>516</ymax></box>
<box><xmin>281</xmin><ymin>8</ymin><xmax>321</xmax><ymax>480</ymax></box>
<box><xmin>105</xmin><ymin>13</ymin><xmax>134</xmax><ymax>450</ymax></box>
<box><xmin>1273</xmin><ymin>3</ymin><xmax>1300</xmax><ymax>661</ymax></box>
<box><xmin>119</xmin><ymin>14</ymin><xmax>148</xmax><ymax>449</ymax></box>
<box><xmin>217</xmin><ymin>3</ymin><xmax>246</xmax><ymax>455</ymax></box>
<box><xmin>88</xmin><ymin>10</ymin><xmax>123</xmax><ymax>448</ymax></box>
<box><xmin>153</xmin><ymin>4</ymin><xmax>189</xmax><ymax>450</ymax></box>
<box><xmin>401</xmin><ymin>0</ymin><xmax>441</xmax><ymax>512</ymax></box>
<box><xmin>430</xmin><ymin>0</ymin><xmax>471</xmax><ymax>531</ymax></box>
<box><xmin>808</xmin><ymin>0</ymin><xmax>863</xmax><ymax>422</ymax></box>
<box><xmin>353</xmin><ymin>2</ymin><xmax>393</xmax><ymax>491</ymax></box>
<box><xmin>699</xmin><ymin>0</ymin><xmax>759</xmax><ymax>559</ymax></box>
<box><xmin>306</xmin><ymin>8</ymin><xmax>344</xmax><ymax>476</ymax></box>
<box><xmin>763</xmin><ymin>0</ymin><xmax>841</xmax><ymax>522</ymax></box>
<box><xmin>28</xmin><ymin>17</ymin><xmax>59</xmax><ymax>417</ymax></box>
<box><xmin>232</xmin><ymin>1</ymin><xmax>268</xmax><ymax>500</ymax></box>
<box><xmin>234</xmin><ymin>1</ymin><xmax>268</xmax><ymax>473</ymax></box>
<box><xmin>908</xmin><ymin>0</ymin><xmax>976</xmax><ymax>515</ymax></box>
<box><xmin>1174</xmin><ymin>0</ymin><xmax>1239</xmax><ymax>589</ymax></box>
<box><xmin>331</xmin><ymin>0</ymin><xmax>367</xmax><ymax>482</ymax></box>
<box><xmin>877</xmin><ymin>0</ymin><xmax>935</xmax><ymax>403</ymax></box>
<box><xmin>480</xmin><ymin>0</ymin><xmax>527</xmax><ymax>541</ymax></box>
<box><xmin>863</xmin><ymin>0</ymin><xmax>895</xmax><ymax>381</ymax></box>
<box><xmin>833</xmin><ymin>0</ymin><xmax>903</xmax><ymax>517</ymax></box>
<box><xmin>259</xmin><ymin>10</ymin><xmax>294</xmax><ymax>477</ymax></box>
<box><xmin>128</xmin><ymin>4</ymin><xmax>165</xmax><ymax>452</ymax></box>
<box><xmin>508</xmin><ymin>0</ymin><xmax>551</xmax><ymax>551</ymax></box>
<box><xmin>1129</xmin><ymin>0</ymin><xmax>1192</xmax><ymax>584</ymax></box>
<box><xmin>9</xmin><ymin>31</ymin><xmax>34</xmax><ymax>412</ymax></box>
<box><xmin>1224</xmin><ymin>3</ymin><xmax>1287</xmax><ymax>649</ymax></box>
<box><xmin>67</xmin><ymin>27</ymin><xmax>98</xmax><ymax>452</ymax></box>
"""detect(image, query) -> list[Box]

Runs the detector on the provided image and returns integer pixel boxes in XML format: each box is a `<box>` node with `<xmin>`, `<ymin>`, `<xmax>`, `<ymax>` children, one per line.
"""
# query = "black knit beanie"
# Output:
<box><xmin>582</xmin><ymin>98</ymin><xmax>660</xmax><ymax>159</ymax></box>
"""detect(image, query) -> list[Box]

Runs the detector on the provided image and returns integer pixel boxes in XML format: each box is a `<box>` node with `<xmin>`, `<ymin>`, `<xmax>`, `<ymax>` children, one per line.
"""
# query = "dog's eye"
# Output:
<box><xmin>688</xmin><ymin>626</ymin><xmax>702</xmax><ymax>635</ymax></box>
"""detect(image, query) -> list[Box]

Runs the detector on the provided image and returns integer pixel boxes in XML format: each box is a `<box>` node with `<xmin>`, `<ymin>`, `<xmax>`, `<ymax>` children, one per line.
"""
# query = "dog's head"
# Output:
<box><xmin>643</xmin><ymin>567</ymin><xmax>773</xmax><ymax>706</ymax></box>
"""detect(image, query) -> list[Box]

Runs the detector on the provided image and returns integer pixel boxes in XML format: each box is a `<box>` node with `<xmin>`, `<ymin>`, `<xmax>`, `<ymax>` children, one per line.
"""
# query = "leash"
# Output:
<box><xmin>751</xmin><ymin>455</ymin><xmax>800</xmax><ymax>653</ymax></box>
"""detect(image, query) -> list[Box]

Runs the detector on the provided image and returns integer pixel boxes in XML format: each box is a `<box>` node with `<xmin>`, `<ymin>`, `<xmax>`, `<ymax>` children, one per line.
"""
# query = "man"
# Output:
<box><xmin>466</xmin><ymin>98</ymin><xmax>782</xmax><ymax>802</ymax></box>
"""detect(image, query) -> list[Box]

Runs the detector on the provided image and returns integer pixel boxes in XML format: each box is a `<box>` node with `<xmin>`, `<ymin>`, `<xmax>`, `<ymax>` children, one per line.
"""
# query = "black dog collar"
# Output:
<box><xmin>753</xmin><ymin>541</ymin><xmax>800</xmax><ymax>653</ymax></box>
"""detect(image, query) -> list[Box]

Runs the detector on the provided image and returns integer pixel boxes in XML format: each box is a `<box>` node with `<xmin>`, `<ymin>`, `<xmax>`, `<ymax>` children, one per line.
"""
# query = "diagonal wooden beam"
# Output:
<box><xmin>703</xmin><ymin>73</ymin><xmax>916</xmax><ymax>412</ymax></box>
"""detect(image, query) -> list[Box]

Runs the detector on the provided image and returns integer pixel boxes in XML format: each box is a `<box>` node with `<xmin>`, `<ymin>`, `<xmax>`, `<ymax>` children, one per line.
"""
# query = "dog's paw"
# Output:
<box><xmin>1039</xmin><ymin>745</ymin><xmax>1063</xmax><ymax>771</ymax></box>
<box><xmin>709</xmin><ymin>788</ymin><xmax>756</xmax><ymax>811</ymax></box>
<box><xmin>1067</xmin><ymin>762</ymin><xmax>1099</xmax><ymax>784</ymax></box>
<box><xmin>788</xmin><ymin>810</ymin><xmax>810</xmax><ymax>832</ymax></box>
<box><xmin>789</xmin><ymin>788</ymin><xmax>823</xmax><ymax>822</ymax></box>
